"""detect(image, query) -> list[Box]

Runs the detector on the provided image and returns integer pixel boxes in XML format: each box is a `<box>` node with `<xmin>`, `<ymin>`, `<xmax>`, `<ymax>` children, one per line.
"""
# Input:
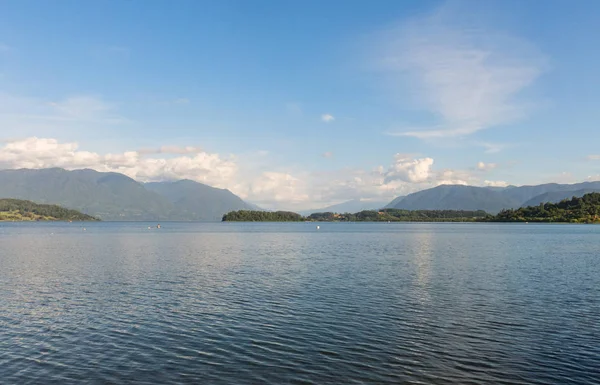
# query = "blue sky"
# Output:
<box><xmin>1</xmin><ymin>0</ymin><xmax>600</xmax><ymax>209</ymax></box>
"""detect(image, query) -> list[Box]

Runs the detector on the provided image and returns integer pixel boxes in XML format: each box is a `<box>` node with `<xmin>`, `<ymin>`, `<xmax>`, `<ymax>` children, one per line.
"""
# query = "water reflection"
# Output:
<box><xmin>411</xmin><ymin>229</ymin><xmax>434</xmax><ymax>305</ymax></box>
<box><xmin>1</xmin><ymin>222</ymin><xmax>599</xmax><ymax>384</ymax></box>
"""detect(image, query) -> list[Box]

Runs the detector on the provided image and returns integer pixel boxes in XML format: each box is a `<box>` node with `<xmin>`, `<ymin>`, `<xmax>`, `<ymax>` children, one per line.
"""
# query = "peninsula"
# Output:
<box><xmin>222</xmin><ymin>209</ymin><xmax>489</xmax><ymax>222</ymax></box>
<box><xmin>0</xmin><ymin>199</ymin><xmax>99</xmax><ymax>222</ymax></box>
<box><xmin>223</xmin><ymin>193</ymin><xmax>600</xmax><ymax>223</ymax></box>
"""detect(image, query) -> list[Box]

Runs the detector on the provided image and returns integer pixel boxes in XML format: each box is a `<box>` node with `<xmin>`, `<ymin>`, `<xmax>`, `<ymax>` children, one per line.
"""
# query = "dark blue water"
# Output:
<box><xmin>1</xmin><ymin>222</ymin><xmax>599</xmax><ymax>384</ymax></box>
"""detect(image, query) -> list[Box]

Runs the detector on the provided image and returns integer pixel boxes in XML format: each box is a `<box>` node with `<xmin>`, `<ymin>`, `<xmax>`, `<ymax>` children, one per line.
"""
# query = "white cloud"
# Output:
<box><xmin>385</xmin><ymin>154</ymin><xmax>434</xmax><ymax>183</ymax></box>
<box><xmin>477</xmin><ymin>161</ymin><xmax>497</xmax><ymax>171</ymax></box>
<box><xmin>484</xmin><ymin>180</ymin><xmax>509</xmax><ymax>187</ymax></box>
<box><xmin>380</xmin><ymin>4</ymin><xmax>544</xmax><ymax>139</ymax></box>
<box><xmin>322</xmin><ymin>151</ymin><xmax>333</xmax><ymax>158</ymax></box>
<box><xmin>243</xmin><ymin>172</ymin><xmax>310</xmax><ymax>205</ymax></box>
<box><xmin>0</xmin><ymin>137</ymin><xmax>237</xmax><ymax>187</ymax></box>
<box><xmin>321</xmin><ymin>114</ymin><xmax>335</xmax><ymax>123</ymax></box>
<box><xmin>434</xmin><ymin>168</ymin><xmax>474</xmax><ymax>186</ymax></box>
<box><xmin>586</xmin><ymin>155</ymin><xmax>600</xmax><ymax>161</ymax></box>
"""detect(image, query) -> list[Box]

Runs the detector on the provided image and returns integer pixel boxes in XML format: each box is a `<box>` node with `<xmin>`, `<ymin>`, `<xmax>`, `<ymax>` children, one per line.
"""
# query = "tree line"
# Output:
<box><xmin>223</xmin><ymin>194</ymin><xmax>600</xmax><ymax>223</ymax></box>
<box><xmin>223</xmin><ymin>208</ymin><xmax>489</xmax><ymax>222</ymax></box>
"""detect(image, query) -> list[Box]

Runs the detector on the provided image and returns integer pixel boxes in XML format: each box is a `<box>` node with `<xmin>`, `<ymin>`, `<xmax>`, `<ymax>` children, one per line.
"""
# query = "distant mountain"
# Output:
<box><xmin>300</xmin><ymin>199</ymin><xmax>389</xmax><ymax>216</ymax></box>
<box><xmin>0</xmin><ymin>168</ymin><xmax>254</xmax><ymax>221</ymax></box>
<box><xmin>385</xmin><ymin>182</ymin><xmax>600</xmax><ymax>214</ymax></box>
<box><xmin>145</xmin><ymin>180</ymin><xmax>253</xmax><ymax>221</ymax></box>
<box><xmin>0</xmin><ymin>168</ymin><xmax>174</xmax><ymax>220</ymax></box>
<box><xmin>522</xmin><ymin>188</ymin><xmax>600</xmax><ymax>207</ymax></box>
<box><xmin>389</xmin><ymin>185</ymin><xmax>519</xmax><ymax>213</ymax></box>
<box><xmin>503</xmin><ymin>182</ymin><xmax>600</xmax><ymax>204</ymax></box>
<box><xmin>384</xmin><ymin>195</ymin><xmax>405</xmax><ymax>208</ymax></box>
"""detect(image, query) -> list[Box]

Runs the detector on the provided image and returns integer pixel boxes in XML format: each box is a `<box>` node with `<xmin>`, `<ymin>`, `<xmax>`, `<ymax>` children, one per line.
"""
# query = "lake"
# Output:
<box><xmin>1</xmin><ymin>222</ymin><xmax>598</xmax><ymax>384</ymax></box>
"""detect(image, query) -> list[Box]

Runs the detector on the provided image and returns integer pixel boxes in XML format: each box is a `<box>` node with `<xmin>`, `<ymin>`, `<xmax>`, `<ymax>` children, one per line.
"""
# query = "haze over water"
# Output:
<box><xmin>1</xmin><ymin>222</ymin><xmax>599</xmax><ymax>384</ymax></box>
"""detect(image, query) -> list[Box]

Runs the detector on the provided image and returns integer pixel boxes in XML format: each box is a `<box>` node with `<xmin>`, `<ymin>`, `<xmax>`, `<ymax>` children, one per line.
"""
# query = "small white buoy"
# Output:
<box><xmin>148</xmin><ymin>226</ymin><xmax>152</xmax><ymax>229</ymax></box>
<box><xmin>83</xmin><ymin>228</ymin><xmax>86</xmax><ymax>231</ymax></box>
<box><xmin>316</xmin><ymin>225</ymin><xmax>320</xmax><ymax>230</ymax></box>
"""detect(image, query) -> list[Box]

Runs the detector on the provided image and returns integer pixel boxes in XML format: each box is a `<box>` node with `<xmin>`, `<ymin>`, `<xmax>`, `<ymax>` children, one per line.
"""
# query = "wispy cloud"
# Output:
<box><xmin>475</xmin><ymin>141</ymin><xmax>513</xmax><ymax>154</ymax></box>
<box><xmin>381</xmin><ymin>4</ymin><xmax>545</xmax><ymax>139</ymax></box>
<box><xmin>321</xmin><ymin>114</ymin><xmax>335</xmax><ymax>123</ymax></box>
<box><xmin>586</xmin><ymin>155</ymin><xmax>600</xmax><ymax>161</ymax></box>
<box><xmin>322</xmin><ymin>151</ymin><xmax>334</xmax><ymax>158</ymax></box>
<box><xmin>49</xmin><ymin>96</ymin><xmax>112</xmax><ymax>120</ymax></box>
<box><xmin>285</xmin><ymin>102</ymin><xmax>303</xmax><ymax>116</ymax></box>
<box><xmin>0</xmin><ymin>43</ymin><xmax>10</xmax><ymax>53</ymax></box>
<box><xmin>0</xmin><ymin>93</ymin><xmax>131</xmax><ymax>140</ymax></box>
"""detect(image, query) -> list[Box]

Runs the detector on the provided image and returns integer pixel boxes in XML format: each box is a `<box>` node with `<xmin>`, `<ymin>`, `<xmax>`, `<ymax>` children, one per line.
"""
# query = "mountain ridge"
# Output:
<box><xmin>385</xmin><ymin>182</ymin><xmax>600</xmax><ymax>213</ymax></box>
<box><xmin>0</xmin><ymin>168</ymin><xmax>254</xmax><ymax>221</ymax></box>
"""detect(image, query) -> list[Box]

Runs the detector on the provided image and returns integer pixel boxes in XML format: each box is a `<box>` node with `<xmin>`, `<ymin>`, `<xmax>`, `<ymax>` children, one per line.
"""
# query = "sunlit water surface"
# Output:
<box><xmin>1</xmin><ymin>222</ymin><xmax>599</xmax><ymax>384</ymax></box>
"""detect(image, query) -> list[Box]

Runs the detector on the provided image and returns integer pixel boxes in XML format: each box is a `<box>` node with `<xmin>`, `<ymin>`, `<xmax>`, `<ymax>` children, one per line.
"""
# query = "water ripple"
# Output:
<box><xmin>1</xmin><ymin>222</ymin><xmax>599</xmax><ymax>384</ymax></box>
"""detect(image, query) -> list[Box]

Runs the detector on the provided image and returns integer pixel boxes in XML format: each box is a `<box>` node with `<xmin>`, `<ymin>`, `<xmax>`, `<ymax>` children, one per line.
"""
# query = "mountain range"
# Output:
<box><xmin>0</xmin><ymin>168</ymin><xmax>253</xmax><ymax>221</ymax></box>
<box><xmin>385</xmin><ymin>182</ymin><xmax>600</xmax><ymax>213</ymax></box>
<box><xmin>1</xmin><ymin>167</ymin><xmax>600</xmax><ymax>219</ymax></box>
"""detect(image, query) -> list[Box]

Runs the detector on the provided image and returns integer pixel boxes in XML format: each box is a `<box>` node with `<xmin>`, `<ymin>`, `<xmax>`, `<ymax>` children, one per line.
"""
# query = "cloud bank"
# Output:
<box><xmin>0</xmin><ymin>137</ymin><xmax>503</xmax><ymax>210</ymax></box>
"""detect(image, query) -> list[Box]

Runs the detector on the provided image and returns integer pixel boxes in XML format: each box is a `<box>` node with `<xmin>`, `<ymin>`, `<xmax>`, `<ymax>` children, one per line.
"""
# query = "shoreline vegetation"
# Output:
<box><xmin>223</xmin><ymin>193</ymin><xmax>600</xmax><ymax>224</ymax></box>
<box><xmin>0</xmin><ymin>199</ymin><xmax>99</xmax><ymax>222</ymax></box>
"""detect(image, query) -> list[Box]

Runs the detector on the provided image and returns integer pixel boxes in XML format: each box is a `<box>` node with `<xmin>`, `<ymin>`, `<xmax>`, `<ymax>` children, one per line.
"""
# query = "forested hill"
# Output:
<box><xmin>222</xmin><ymin>210</ymin><xmax>304</xmax><ymax>222</ymax></box>
<box><xmin>222</xmin><ymin>209</ymin><xmax>489</xmax><ymax>222</ymax></box>
<box><xmin>0</xmin><ymin>199</ymin><xmax>99</xmax><ymax>221</ymax></box>
<box><xmin>491</xmin><ymin>193</ymin><xmax>600</xmax><ymax>223</ymax></box>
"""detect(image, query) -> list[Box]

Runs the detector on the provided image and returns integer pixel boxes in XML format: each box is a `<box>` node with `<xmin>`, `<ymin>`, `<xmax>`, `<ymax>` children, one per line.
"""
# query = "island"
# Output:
<box><xmin>222</xmin><ymin>210</ymin><xmax>304</xmax><ymax>222</ymax></box>
<box><xmin>223</xmin><ymin>193</ymin><xmax>600</xmax><ymax>223</ymax></box>
<box><xmin>0</xmin><ymin>199</ymin><xmax>99</xmax><ymax>221</ymax></box>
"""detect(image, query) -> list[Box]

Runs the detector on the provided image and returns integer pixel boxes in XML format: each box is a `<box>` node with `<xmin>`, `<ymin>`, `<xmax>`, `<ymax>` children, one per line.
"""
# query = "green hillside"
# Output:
<box><xmin>491</xmin><ymin>193</ymin><xmax>600</xmax><ymax>223</ymax></box>
<box><xmin>0</xmin><ymin>199</ymin><xmax>99</xmax><ymax>221</ymax></box>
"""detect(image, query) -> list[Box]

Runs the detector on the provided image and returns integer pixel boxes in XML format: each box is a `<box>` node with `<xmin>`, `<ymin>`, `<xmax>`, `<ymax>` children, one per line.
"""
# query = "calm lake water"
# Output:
<box><xmin>1</xmin><ymin>222</ymin><xmax>599</xmax><ymax>384</ymax></box>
